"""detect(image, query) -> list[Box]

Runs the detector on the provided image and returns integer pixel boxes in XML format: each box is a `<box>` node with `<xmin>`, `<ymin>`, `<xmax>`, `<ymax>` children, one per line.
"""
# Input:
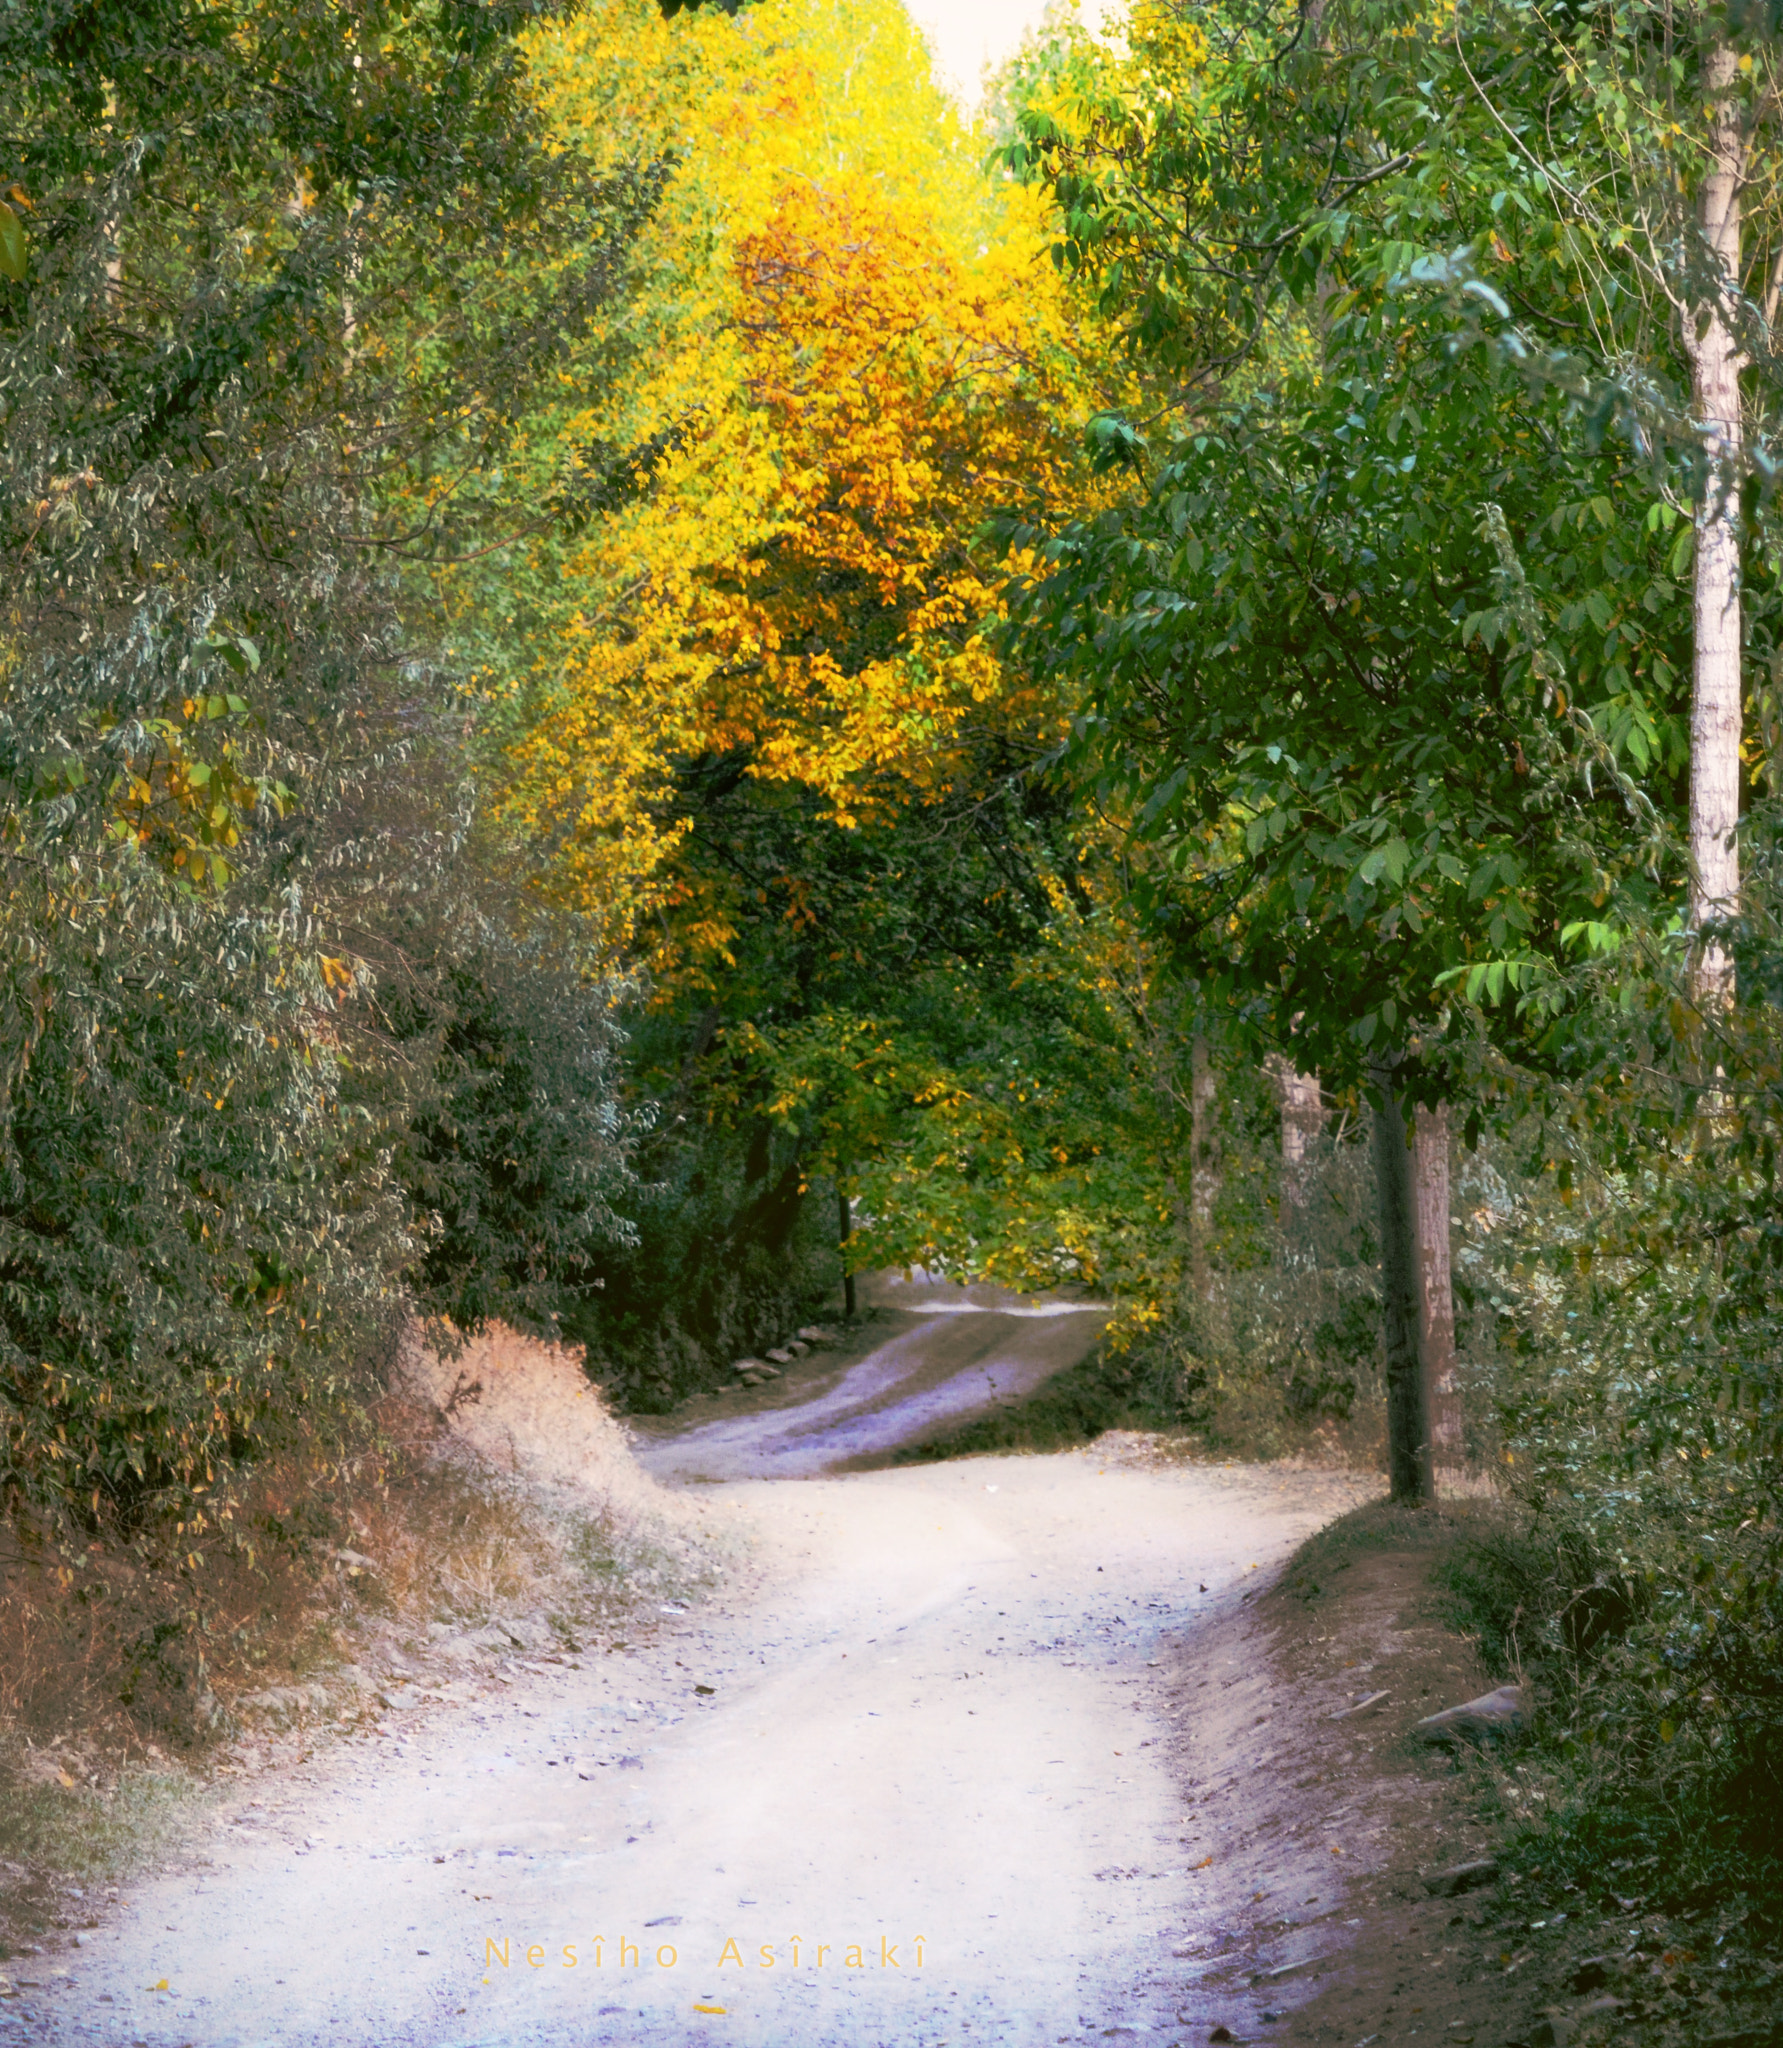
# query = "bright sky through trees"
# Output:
<box><xmin>905</xmin><ymin>0</ymin><xmax>1123</xmax><ymax>102</ymax></box>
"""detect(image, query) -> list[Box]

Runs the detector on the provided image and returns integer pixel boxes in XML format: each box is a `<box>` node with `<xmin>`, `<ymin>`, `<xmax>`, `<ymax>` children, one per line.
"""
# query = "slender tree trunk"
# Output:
<box><xmin>101</xmin><ymin>217</ymin><xmax>122</xmax><ymax>306</ymax></box>
<box><xmin>1371</xmin><ymin>1063</ymin><xmax>1432</xmax><ymax>1503</ymax></box>
<box><xmin>1414</xmin><ymin>1103</ymin><xmax>1462</xmax><ymax>1478</ymax></box>
<box><xmin>1274</xmin><ymin>1058</ymin><xmax>1325</xmax><ymax>1249</ymax></box>
<box><xmin>838</xmin><ymin>1179</ymin><xmax>855</xmax><ymax>1320</ymax></box>
<box><xmin>1689</xmin><ymin>37</ymin><xmax>1745</xmax><ymax>1005</ymax></box>
<box><xmin>1189</xmin><ymin>1034</ymin><xmax>1218</xmax><ymax>1301</ymax></box>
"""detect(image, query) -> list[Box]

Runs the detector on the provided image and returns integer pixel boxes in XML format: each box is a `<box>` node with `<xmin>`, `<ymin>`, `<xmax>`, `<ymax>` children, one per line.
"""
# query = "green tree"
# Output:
<box><xmin>0</xmin><ymin>0</ymin><xmax>646</xmax><ymax>1527</ymax></box>
<box><xmin>996</xmin><ymin>0</ymin><xmax>1747</xmax><ymax>1493</ymax></box>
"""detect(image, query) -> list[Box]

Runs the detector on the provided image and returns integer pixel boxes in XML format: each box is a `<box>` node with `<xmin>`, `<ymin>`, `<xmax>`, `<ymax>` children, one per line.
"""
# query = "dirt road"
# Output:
<box><xmin>34</xmin><ymin>1291</ymin><xmax>1374</xmax><ymax>2048</ymax></box>
<box><xmin>630</xmin><ymin>1272</ymin><xmax>1114</xmax><ymax>1482</ymax></box>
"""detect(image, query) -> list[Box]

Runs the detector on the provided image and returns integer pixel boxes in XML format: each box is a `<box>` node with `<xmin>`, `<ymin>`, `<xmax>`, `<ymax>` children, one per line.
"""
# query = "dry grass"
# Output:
<box><xmin>378</xmin><ymin>1320</ymin><xmax>729</xmax><ymax>1620</ymax></box>
<box><xmin>0</xmin><ymin>1323</ymin><xmax>732</xmax><ymax>1939</ymax></box>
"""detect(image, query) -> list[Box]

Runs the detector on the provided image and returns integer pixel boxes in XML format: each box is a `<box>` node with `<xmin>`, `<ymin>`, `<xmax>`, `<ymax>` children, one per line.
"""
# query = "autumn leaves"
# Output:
<box><xmin>503</xmin><ymin>0</ymin><xmax>1082</xmax><ymax>987</ymax></box>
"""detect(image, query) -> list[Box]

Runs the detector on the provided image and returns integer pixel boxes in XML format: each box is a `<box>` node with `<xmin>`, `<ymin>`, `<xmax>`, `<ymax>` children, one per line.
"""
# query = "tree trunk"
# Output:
<box><xmin>1274</xmin><ymin>1058</ymin><xmax>1324</xmax><ymax>1249</ymax></box>
<box><xmin>1189</xmin><ymin>1034</ymin><xmax>1218</xmax><ymax>1300</ymax></box>
<box><xmin>1414</xmin><ymin>1103</ymin><xmax>1462</xmax><ymax>1478</ymax></box>
<box><xmin>1371</xmin><ymin>1064</ymin><xmax>1432</xmax><ymax>1503</ymax></box>
<box><xmin>1689</xmin><ymin>36</ymin><xmax>1745</xmax><ymax>1006</ymax></box>
<box><xmin>838</xmin><ymin>1179</ymin><xmax>855</xmax><ymax>1321</ymax></box>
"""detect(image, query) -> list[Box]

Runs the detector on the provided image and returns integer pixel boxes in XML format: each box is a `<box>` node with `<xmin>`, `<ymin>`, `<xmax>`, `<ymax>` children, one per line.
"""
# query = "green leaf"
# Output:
<box><xmin>1367</xmin><ymin>839</ymin><xmax>1408</xmax><ymax>888</ymax></box>
<box><xmin>0</xmin><ymin>202</ymin><xmax>27</xmax><ymax>283</ymax></box>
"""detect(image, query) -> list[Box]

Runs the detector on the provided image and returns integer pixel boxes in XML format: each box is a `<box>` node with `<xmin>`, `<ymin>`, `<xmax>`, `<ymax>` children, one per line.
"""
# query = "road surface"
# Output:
<box><xmin>33</xmin><ymin>1285</ymin><xmax>1371</xmax><ymax>2048</ymax></box>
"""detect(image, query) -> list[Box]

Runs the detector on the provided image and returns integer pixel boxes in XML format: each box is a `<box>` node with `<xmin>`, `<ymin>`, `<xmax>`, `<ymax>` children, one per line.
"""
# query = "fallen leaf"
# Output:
<box><xmin>1194</xmin><ymin>1855</ymin><xmax>1214</xmax><ymax>1870</ymax></box>
<box><xmin>147</xmin><ymin>1978</ymin><xmax>169</xmax><ymax>1992</ymax></box>
<box><xmin>694</xmin><ymin>1684</ymin><xmax>716</xmax><ymax>1696</ymax></box>
<box><xmin>694</xmin><ymin>2004</ymin><xmax>727</xmax><ymax>2015</ymax></box>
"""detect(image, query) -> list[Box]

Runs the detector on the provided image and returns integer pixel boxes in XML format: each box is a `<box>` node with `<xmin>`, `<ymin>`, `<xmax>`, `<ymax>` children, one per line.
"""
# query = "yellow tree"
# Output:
<box><xmin>497</xmin><ymin>0</ymin><xmax>1089</xmax><ymax>978</ymax></box>
<box><xmin>423</xmin><ymin>0</ymin><xmax>1166</xmax><ymax>1399</ymax></box>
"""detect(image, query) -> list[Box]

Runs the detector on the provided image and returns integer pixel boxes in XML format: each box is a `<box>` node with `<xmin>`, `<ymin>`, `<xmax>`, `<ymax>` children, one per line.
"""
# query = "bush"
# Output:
<box><xmin>566</xmin><ymin>1096</ymin><xmax>839</xmax><ymax>1413</ymax></box>
<box><xmin>380</xmin><ymin>925</ymin><xmax>640</xmax><ymax>1342</ymax></box>
<box><xmin>0</xmin><ymin>862</ymin><xmax>403</xmax><ymax>1531</ymax></box>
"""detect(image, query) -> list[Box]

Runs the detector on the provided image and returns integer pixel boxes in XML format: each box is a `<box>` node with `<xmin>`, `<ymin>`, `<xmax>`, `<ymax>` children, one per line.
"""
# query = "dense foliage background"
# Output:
<box><xmin>1</xmin><ymin>0</ymin><xmax>1779</xmax><ymax>1918</ymax></box>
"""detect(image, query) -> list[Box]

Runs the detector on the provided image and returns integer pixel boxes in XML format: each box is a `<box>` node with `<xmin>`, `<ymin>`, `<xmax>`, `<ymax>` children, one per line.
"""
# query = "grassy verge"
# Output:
<box><xmin>885</xmin><ymin>1343</ymin><xmax>1165</xmax><ymax>1462</ymax></box>
<box><xmin>1286</xmin><ymin>1498</ymin><xmax>1783</xmax><ymax>1950</ymax></box>
<box><xmin>886</xmin><ymin>1330</ymin><xmax>1386</xmax><ymax>1468</ymax></box>
<box><xmin>1275</xmin><ymin>1493</ymin><xmax>1487</xmax><ymax>1600</ymax></box>
<box><xmin>0</xmin><ymin>1742</ymin><xmax>195</xmax><ymax>1884</ymax></box>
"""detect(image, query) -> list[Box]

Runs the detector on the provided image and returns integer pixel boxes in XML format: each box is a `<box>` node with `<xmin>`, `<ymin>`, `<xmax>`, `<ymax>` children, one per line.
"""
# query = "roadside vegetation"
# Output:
<box><xmin>0</xmin><ymin>0</ymin><xmax>1780</xmax><ymax>1982</ymax></box>
<box><xmin>1257</xmin><ymin>1497</ymin><xmax>1782</xmax><ymax>2048</ymax></box>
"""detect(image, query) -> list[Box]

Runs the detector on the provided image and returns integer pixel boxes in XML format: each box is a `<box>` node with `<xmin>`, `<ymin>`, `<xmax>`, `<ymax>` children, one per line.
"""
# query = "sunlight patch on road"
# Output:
<box><xmin>904</xmin><ymin>1301</ymin><xmax>1106</xmax><ymax>1318</ymax></box>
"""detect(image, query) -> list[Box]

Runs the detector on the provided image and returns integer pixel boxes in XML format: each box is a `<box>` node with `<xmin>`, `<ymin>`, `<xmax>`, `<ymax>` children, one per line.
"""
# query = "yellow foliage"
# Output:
<box><xmin>500</xmin><ymin>0</ymin><xmax>1091</xmax><ymax>972</ymax></box>
<box><xmin>101</xmin><ymin>691</ymin><xmax>289</xmax><ymax>893</ymax></box>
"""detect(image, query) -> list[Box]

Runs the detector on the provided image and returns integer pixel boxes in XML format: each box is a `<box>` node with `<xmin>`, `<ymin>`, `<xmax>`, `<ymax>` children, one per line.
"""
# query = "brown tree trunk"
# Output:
<box><xmin>838</xmin><ymin>1180</ymin><xmax>855</xmax><ymax>1321</ymax></box>
<box><xmin>1189</xmin><ymin>1034</ymin><xmax>1218</xmax><ymax>1300</ymax></box>
<box><xmin>1371</xmin><ymin>1064</ymin><xmax>1433</xmax><ymax>1502</ymax></box>
<box><xmin>1414</xmin><ymin>1103</ymin><xmax>1462</xmax><ymax>1478</ymax></box>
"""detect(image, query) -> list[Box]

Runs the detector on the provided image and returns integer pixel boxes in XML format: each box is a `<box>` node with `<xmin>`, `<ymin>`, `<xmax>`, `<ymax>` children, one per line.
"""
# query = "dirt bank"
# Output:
<box><xmin>1160</xmin><ymin>1503</ymin><xmax>1783</xmax><ymax>2048</ymax></box>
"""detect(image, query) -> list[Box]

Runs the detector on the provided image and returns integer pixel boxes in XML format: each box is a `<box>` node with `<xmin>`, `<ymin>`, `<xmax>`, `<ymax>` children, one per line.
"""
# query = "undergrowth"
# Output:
<box><xmin>0</xmin><ymin>1735</ymin><xmax>193</xmax><ymax>1891</ymax></box>
<box><xmin>1434</xmin><ymin>1520</ymin><xmax>1783</xmax><ymax>1935</ymax></box>
<box><xmin>887</xmin><ymin>1324</ymin><xmax>1386</xmax><ymax>1468</ymax></box>
<box><xmin>1274</xmin><ymin>1495</ymin><xmax>1783</xmax><ymax>1937</ymax></box>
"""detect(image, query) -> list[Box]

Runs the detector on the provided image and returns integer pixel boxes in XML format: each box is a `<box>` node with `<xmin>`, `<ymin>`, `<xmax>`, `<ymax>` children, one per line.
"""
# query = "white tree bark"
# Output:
<box><xmin>1271</xmin><ymin>1058</ymin><xmax>1325</xmax><ymax>1241</ymax></box>
<box><xmin>1413</xmin><ymin>1104</ymin><xmax>1462</xmax><ymax>1476</ymax></box>
<box><xmin>1688</xmin><ymin>37</ymin><xmax>1746</xmax><ymax>1004</ymax></box>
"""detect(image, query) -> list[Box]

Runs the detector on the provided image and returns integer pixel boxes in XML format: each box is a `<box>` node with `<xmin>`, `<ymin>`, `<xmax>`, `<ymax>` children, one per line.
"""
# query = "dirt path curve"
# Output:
<box><xmin>39</xmin><ymin>1296</ymin><xmax>1374</xmax><ymax>2048</ymax></box>
<box><xmin>630</xmin><ymin>1272</ymin><xmax>1113</xmax><ymax>1482</ymax></box>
